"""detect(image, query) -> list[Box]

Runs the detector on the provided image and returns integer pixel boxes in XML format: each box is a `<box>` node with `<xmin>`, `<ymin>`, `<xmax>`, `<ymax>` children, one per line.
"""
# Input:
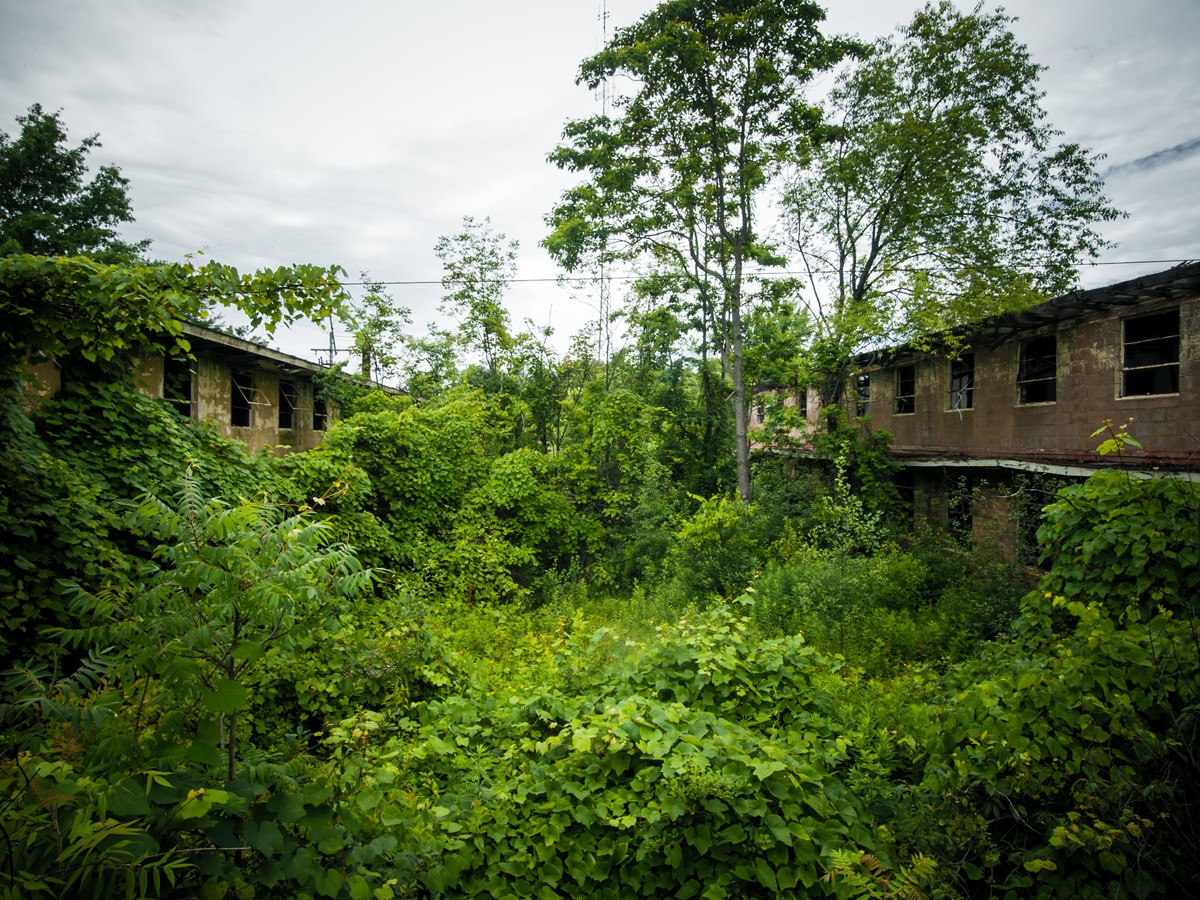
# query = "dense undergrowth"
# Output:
<box><xmin>2</xmin><ymin>370</ymin><xmax>1198</xmax><ymax>898</ymax></box>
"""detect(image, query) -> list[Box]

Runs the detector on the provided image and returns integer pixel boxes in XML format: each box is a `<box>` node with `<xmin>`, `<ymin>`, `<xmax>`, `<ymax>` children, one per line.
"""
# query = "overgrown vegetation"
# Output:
<box><xmin>5</xmin><ymin>3</ymin><xmax>1194</xmax><ymax>897</ymax></box>
<box><xmin>4</xmin><ymin>344</ymin><xmax>1196</xmax><ymax>896</ymax></box>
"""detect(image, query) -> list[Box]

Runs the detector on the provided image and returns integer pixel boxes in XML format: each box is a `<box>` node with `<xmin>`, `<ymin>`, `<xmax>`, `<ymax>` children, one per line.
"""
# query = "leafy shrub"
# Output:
<box><xmin>364</xmin><ymin>603</ymin><xmax>878</xmax><ymax>898</ymax></box>
<box><xmin>1037</xmin><ymin>469</ymin><xmax>1200</xmax><ymax>620</ymax></box>
<box><xmin>751</xmin><ymin>539</ymin><xmax>1024</xmax><ymax>674</ymax></box>
<box><xmin>659</xmin><ymin>495</ymin><xmax>767</xmax><ymax>607</ymax></box>
<box><xmin>904</xmin><ymin>595</ymin><xmax>1199</xmax><ymax>897</ymax></box>
<box><xmin>0</xmin><ymin>378</ymin><xmax>278</xmax><ymax>667</ymax></box>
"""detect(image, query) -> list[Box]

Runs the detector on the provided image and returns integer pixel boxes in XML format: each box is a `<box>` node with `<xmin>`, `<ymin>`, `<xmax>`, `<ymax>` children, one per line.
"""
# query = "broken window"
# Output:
<box><xmin>313</xmin><ymin>396</ymin><xmax>328</xmax><ymax>431</ymax></box>
<box><xmin>895</xmin><ymin>364</ymin><xmax>916</xmax><ymax>414</ymax></box>
<box><xmin>1123</xmin><ymin>309</ymin><xmax>1180</xmax><ymax>396</ymax></box>
<box><xmin>796</xmin><ymin>386</ymin><xmax>807</xmax><ymax>420</ymax></box>
<box><xmin>278</xmin><ymin>380</ymin><xmax>297</xmax><ymax>430</ymax></box>
<box><xmin>855</xmin><ymin>373</ymin><xmax>871</xmax><ymax>417</ymax></box>
<box><xmin>949</xmin><ymin>353</ymin><xmax>975</xmax><ymax>410</ymax></box>
<box><xmin>231</xmin><ymin>371</ymin><xmax>255</xmax><ymax>427</ymax></box>
<box><xmin>163</xmin><ymin>356</ymin><xmax>193</xmax><ymax>418</ymax></box>
<box><xmin>1018</xmin><ymin>335</ymin><xmax>1057</xmax><ymax>404</ymax></box>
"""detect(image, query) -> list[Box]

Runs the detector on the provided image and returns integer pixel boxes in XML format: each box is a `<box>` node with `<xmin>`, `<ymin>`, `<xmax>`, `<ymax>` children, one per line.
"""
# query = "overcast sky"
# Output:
<box><xmin>2</xmin><ymin>0</ymin><xmax>1198</xmax><ymax>366</ymax></box>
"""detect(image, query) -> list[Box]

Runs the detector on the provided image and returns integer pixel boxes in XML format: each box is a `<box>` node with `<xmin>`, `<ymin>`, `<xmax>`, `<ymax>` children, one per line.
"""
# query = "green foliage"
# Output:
<box><xmin>905</xmin><ymin>595</ymin><xmax>1199</xmax><ymax>896</ymax></box>
<box><xmin>435</xmin><ymin>215</ymin><xmax>517</xmax><ymax>378</ymax></box>
<box><xmin>546</xmin><ymin>0</ymin><xmax>863</xmax><ymax>502</ymax></box>
<box><xmin>751</xmin><ymin>537</ymin><xmax>1024</xmax><ymax>675</ymax></box>
<box><xmin>787</xmin><ymin>1</ymin><xmax>1121</xmax><ymax>408</ymax></box>
<box><xmin>0</xmin><ymin>477</ymin><xmax>402</xmax><ymax>900</ymax></box>
<box><xmin>0</xmin><ymin>103</ymin><xmax>149</xmax><ymax>263</ymax></box>
<box><xmin>75</xmin><ymin>474</ymin><xmax>373</xmax><ymax>778</ymax></box>
<box><xmin>283</xmin><ymin>396</ymin><xmax>595</xmax><ymax>604</ymax></box>
<box><xmin>0</xmin><ymin>252</ymin><xmax>349</xmax><ymax>375</ymax></box>
<box><xmin>350</xmin><ymin>273</ymin><xmax>411</xmax><ymax>384</ymax></box>
<box><xmin>1037</xmin><ymin>469</ymin><xmax>1199</xmax><ymax>620</ymax></box>
<box><xmin>0</xmin><ymin>378</ymin><xmax>277</xmax><ymax>666</ymax></box>
<box><xmin>807</xmin><ymin>408</ymin><xmax>905</xmax><ymax>552</ymax></box>
<box><xmin>357</xmin><ymin>603</ymin><xmax>876</xmax><ymax>897</ymax></box>
<box><xmin>660</xmin><ymin>495</ymin><xmax>767</xmax><ymax>607</ymax></box>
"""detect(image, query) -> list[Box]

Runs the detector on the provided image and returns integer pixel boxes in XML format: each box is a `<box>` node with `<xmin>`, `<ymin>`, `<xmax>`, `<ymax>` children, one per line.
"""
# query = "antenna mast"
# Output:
<box><xmin>597</xmin><ymin>0</ymin><xmax>612</xmax><ymax>387</ymax></box>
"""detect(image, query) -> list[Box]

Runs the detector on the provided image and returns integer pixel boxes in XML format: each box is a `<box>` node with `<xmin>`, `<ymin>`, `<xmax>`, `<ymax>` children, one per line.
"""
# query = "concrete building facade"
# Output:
<box><xmin>30</xmin><ymin>321</ymin><xmax>338</xmax><ymax>454</ymax></box>
<box><xmin>752</xmin><ymin>263</ymin><xmax>1200</xmax><ymax>557</ymax></box>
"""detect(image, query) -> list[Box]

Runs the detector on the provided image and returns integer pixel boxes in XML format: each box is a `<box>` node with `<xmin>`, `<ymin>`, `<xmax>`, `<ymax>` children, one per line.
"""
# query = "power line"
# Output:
<box><xmin>334</xmin><ymin>258</ymin><xmax>1195</xmax><ymax>289</ymax></box>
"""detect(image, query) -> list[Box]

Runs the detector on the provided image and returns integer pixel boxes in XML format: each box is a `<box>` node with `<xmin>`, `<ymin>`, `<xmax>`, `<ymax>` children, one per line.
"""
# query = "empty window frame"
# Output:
<box><xmin>855</xmin><ymin>374</ymin><xmax>871</xmax><ymax>417</ymax></box>
<box><xmin>948</xmin><ymin>354</ymin><xmax>975</xmax><ymax>410</ymax></box>
<box><xmin>895</xmin><ymin>364</ymin><xmax>916</xmax><ymax>414</ymax></box>
<box><xmin>1017</xmin><ymin>335</ymin><xmax>1057</xmax><ymax>404</ymax></box>
<box><xmin>278</xmin><ymin>380</ymin><xmax>297</xmax><ymax>430</ymax></box>
<box><xmin>313</xmin><ymin>396</ymin><xmax>328</xmax><ymax>431</ymax></box>
<box><xmin>163</xmin><ymin>356</ymin><xmax>193</xmax><ymax>418</ymax></box>
<box><xmin>796</xmin><ymin>386</ymin><xmax>808</xmax><ymax>420</ymax></box>
<box><xmin>231</xmin><ymin>371</ymin><xmax>255</xmax><ymax>427</ymax></box>
<box><xmin>1123</xmin><ymin>309</ymin><xmax>1180</xmax><ymax>396</ymax></box>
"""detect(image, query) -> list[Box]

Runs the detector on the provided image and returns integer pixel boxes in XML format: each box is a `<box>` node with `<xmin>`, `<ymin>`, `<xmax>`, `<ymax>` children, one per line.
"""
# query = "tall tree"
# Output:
<box><xmin>545</xmin><ymin>0</ymin><xmax>859</xmax><ymax>501</ymax></box>
<box><xmin>351</xmin><ymin>272</ymin><xmax>410</xmax><ymax>384</ymax></box>
<box><xmin>435</xmin><ymin>215</ymin><xmax>517</xmax><ymax>381</ymax></box>
<box><xmin>0</xmin><ymin>104</ymin><xmax>150</xmax><ymax>263</ymax></box>
<box><xmin>786</xmin><ymin>1</ymin><xmax>1122</xmax><ymax>414</ymax></box>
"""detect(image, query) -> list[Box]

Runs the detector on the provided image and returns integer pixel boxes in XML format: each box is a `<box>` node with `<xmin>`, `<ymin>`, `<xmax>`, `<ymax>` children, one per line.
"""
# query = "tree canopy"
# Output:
<box><xmin>545</xmin><ymin>0</ymin><xmax>861</xmax><ymax>501</ymax></box>
<box><xmin>786</xmin><ymin>1</ymin><xmax>1122</xmax><ymax>409</ymax></box>
<box><xmin>0</xmin><ymin>104</ymin><xmax>150</xmax><ymax>263</ymax></box>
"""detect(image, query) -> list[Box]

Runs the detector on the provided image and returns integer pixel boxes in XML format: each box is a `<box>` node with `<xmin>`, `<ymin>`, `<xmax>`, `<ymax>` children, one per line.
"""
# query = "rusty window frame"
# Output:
<box><xmin>1017</xmin><ymin>335</ymin><xmax>1057</xmax><ymax>404</ymax></box>
<box><xmin>1122</xmin><ymin>309</ymin><xmax>1179</xmax><ymax>396</ymax></box>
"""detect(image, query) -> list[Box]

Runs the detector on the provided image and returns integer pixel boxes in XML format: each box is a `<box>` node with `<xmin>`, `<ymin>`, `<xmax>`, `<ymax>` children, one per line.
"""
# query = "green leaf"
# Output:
<box><xmin>201</xmin><ymin>677</ymin><xmax>248</xmax><ymax>713</ymax></box>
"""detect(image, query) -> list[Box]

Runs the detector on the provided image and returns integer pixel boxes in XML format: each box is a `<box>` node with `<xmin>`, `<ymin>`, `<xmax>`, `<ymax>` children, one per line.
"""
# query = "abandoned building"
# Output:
<box><xmin>751</xmin><ymin>261</ymin><xmax>1200</xmax><ymax>558</ymax></box>
<box><xmin>29</xmin><ymin>321</ymin><xmax>339</xmax><ymax>454</ymax></box>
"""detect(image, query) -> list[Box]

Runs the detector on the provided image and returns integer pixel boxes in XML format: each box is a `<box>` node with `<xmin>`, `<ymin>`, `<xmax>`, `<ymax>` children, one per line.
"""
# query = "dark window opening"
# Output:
<box><xmin>1123</xmin><ymin>310</ymin><xmax>1180</xmax><ymax>396</ymax></box>
<box><xmin>895</xmin><ymin>365</ymin><xmax>916</xmax><ymax>414</ymax></box>
<box><xmin>231</xmin><ymin>371</ymin><xmax>254</xmax><ymax>428</ymax></box>
<box><xmin>164</xmin><ymin>356</ymin><xmax>193</xmax><ymax>418</ymax></box>
<box><xmin>313</xmin><ymin>396</ymin><xmax>328</xmax><ymax>431</ymax></box>
<box><xmin>855</xmin><ymin>373</ymin><xmax>871</xmax><ymax>417</ymax></box>
<box><xmin>278</xmin><ymin>380</ymin><xmax>297</xmax><ymax>430</ymax></box>
<box><xmin>1018</xmin><ymin>335</ymin><xmax>1057</xmax><ymax>404</ymax></box>
<box><xmin>797</xmin><ymin>387</ymin><xmax>807</xmax><ymax>420</ymax></box>
<box><xmin>949</xmin><ymin>354</ymin><xmax>975</xmax><ymax>410</ymax></box>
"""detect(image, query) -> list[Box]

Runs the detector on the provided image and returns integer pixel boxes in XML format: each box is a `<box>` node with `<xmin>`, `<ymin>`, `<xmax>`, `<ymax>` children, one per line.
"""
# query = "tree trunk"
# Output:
<box><xmin>731</xmin><ymin>298</ymin><xmax>752</xmax><ymax>502</ymax></box>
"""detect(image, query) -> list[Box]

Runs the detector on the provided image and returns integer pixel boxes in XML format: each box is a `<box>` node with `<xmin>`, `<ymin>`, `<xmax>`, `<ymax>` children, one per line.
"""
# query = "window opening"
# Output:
<box><xmin>231</xmin><ymin>371</ymin><xmax>255</xmax><ymax>427</ymax></box>
<box><xmin>163</xmin><ymin>356</ymin><xmax>193</xmax><ymax>418</ymax></box>
<box><xmin>796</xmin><ymin>386</ymin><xmax>807</xmax><ymax>420</ymax></box>
<box><xmin>949</xmin><ymin>354</ymin><xmax>975</xmax><ymax>410</ymax></box>
<box><xmin>278</xmin><ymin>380</ymin><xmax>297</xmax><ymax>430</ymax></box>
<box><xmin>855</xmin><ymin>373</ymin><xmax>871</xmax><ymax>417</ymax></box>
<box><xmin>895</xmin><ymin>365</ymin><xmax>915</xmax><ymax>414</ymax></box>
<box><xmin>313</xmin><ymin>395</ymin><xmax>328</xmax><ymax>431</ymax></box>
<box><xmin>1123</xmin><ymin>309</ymin><xmax>1179</xmax><ymax>396</ymax></box>
<box><xmin>1017</xmin><ymin>335</ymin><xmax>1057</xmax><ymax>404</ymax></box>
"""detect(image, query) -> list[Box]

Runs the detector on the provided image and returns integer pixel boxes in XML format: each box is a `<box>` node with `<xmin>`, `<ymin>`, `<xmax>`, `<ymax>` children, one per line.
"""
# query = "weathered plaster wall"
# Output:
<box><xmin>868</xmin><ymin>295</ymin><xmax>1199</xmax><ymax>467</ymax></box>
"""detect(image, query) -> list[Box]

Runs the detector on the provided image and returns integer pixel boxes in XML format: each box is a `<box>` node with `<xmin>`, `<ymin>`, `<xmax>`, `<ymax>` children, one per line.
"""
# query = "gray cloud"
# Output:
<box><xmin>2</xmin><ymin>0</ymin><xmax>1198</xmax><ymax>358</ymax></box>
<box><xmin>1104</xmin><ymin>137</ymin><xmax>1200</xmax><ymax>178</ymax></box>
